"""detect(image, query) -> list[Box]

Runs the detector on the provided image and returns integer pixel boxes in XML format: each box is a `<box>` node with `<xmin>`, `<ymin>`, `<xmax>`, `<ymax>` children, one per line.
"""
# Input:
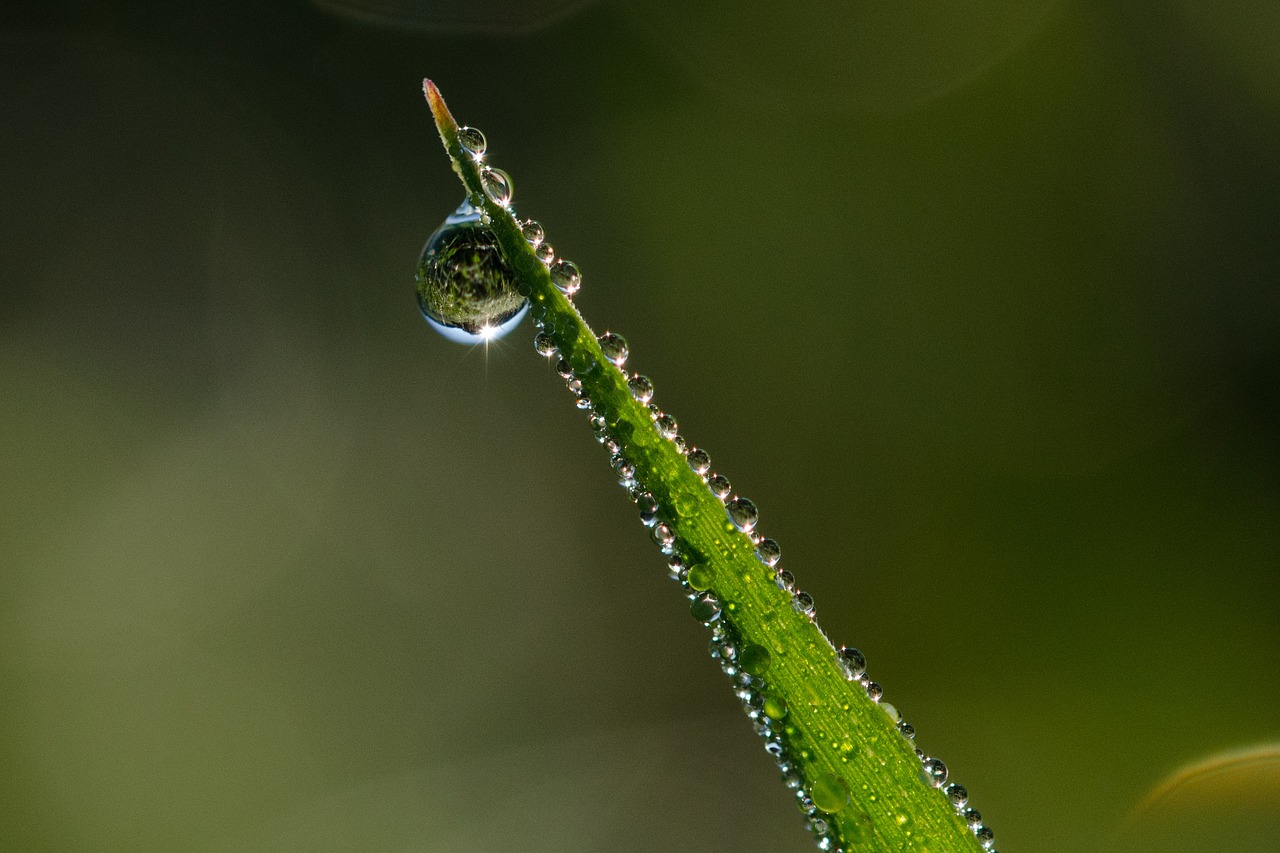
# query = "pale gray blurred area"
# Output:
<box><xmin>2</xmin><ymin>3</ymin><xmax>1278</xmax><ymax>852</ymax></box>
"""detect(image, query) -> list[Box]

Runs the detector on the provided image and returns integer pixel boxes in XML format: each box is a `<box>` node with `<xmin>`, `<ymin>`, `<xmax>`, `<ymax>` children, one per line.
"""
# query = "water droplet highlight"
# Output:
<box><xmin>479</xmin><ymin>167</ymin><xmax>512</xmax><ymax>207</ymax></box>
<box><xmin>415</xmin><ymin>201</ymin><xmax>527</xmax><ymax>344</ymax></box>
<box><xmin>457</xmin><ymin>126</ymin><xmax>487</xmax><ymax>158</ymax></box>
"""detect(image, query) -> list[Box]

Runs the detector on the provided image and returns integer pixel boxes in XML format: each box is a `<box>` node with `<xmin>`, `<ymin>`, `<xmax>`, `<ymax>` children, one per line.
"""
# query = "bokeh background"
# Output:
<box><xmin>2</xmin><ymin>2</ymin><xmax>1278</xmax><ymax>851</ymax></box>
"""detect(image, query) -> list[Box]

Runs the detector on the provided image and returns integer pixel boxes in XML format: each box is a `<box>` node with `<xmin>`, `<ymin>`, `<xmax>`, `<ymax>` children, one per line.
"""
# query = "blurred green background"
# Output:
<box><xmin>2</xmin><ymin>2</ymin><xmax>1278</xmax><ymax>851</ymax></box>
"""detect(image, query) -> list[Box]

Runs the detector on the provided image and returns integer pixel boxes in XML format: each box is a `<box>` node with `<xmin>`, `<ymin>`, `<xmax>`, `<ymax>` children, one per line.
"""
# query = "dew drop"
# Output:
<box><xmin>726</xmin><ymin>497</ymin><xmax>758</xmax><ymax>532</ymax></box>
<box><xmin>898</xmin><ymin>721</ymin><xmax>916</xmax><ymax>740</ymax></box>
<box><xmin>520</xmin><ymin>219</ymin><xmax>545</xmax><ymax>246</ymax></box>
<box><xmin>686</xmin><ymin>563</ymin><xmax>715</xmax><ymax>591</ymax></box>
<box><xmin>690</xmin><ymin>592</ymin><xmax>721</xmax><ymax>623</ymax></box>
<box><xmin>920</xmin><ymin>757</ymin><xmax>949</xmax><ymax>788</ymax></box>
<box><xmin>754</xmin><ymin>538</ymin><xmax>781</xmax><ymax>566</ymax></box>
<box><xmin>762</xmin><ymin>695</ymin><xmax>789</xmax><ymax>720</ymax></box>
<box><xmin>865</xmin><ymin>681</ymin><xmax>883</xmax><ymax>701</ymax></box>
<box><xmin>556</xmin><ymin>357</ymin><xmax>573</xmax><ymax>378</ymax></box>
<box><xmin>686</xmin><ymin>448</ymin><xmax>711</xmax><ymax>475</ymax></box>
<box><xmin>838</xmin><ymin>646</ymin><xmax>866</xmax><ymax>681</ymax></box>
<box><xmin>652</xmin><ymin>523</ymin><xmax>675</xmax><ymax>548</ymax></box>
<box><xmin>597</xmin><ymin>332</ymin><xmax>628</xmax><ymax>366</ymax></box>
<box><xmin>738</xmin><ymin>644</ymin><xmax>772</xmax><ymax>676</ymax></box>
<box><xmin>534</xmin><ymin>332</ymin><xmax>557</xmax><ymax>357</ymax></box>
<box><xmin>810</xmin><ymin>773</ymin><xmax>851</xmax><ymax>814</ymax></box>
<box><xmin>655</xmin><ymin>413</ymin><xmax>678</xmax><ymax>439</ymax></box>
<box><xmin>945</xmin><ymin>784</ymin><xmax>969</xmax><ymax>809</ymax></box>
<box><xmin>792</xmin><ymin>591</ymin><xmax>815</xmax><ymax>615</ymax></box>
<box><xmin>963</xmin><ymin>808</ymin><xmax>982</xmax><ymax>829</ymax></box>
<box><xmin>457</xmin><ymin>126</ymin><xmax>487</xmax><ymax>158</ymax></box>
<box><xmin>707</xmin><ymin>474</ymin><xmax>732</xmax><ymax>500</ymax></box>
<box><xmin>627</xmin><ymin>374</ymin><xmax>654</xmax><ymax>403</ymax></box>
<box><xmin>880</xmin><ymin>702</ymin><xmax>900</xmax><ymax>723</ymax></box>
<box><xmin>534</xmin><ymin>242</ymin><xmax>554</xmax><ymax>264</ymax></box>
<box><xmin>415</xmin><ymin>200</ymin><xmax>527</xmax><ymax>344</ymax></box>
<box><xmin>775</xmin><ymin>569</ymin><xmax>795</xmax><ymax>592</ymax></box>
<box><xmin>479</xmin><ymin>167</ymin><xmax>513</xmax><ymax>207</ymax></box>
<box><xmin>636</xmin><ymin>492</ymin><xmax>658</xmax><ymax>526</ymax></box>
<box><xmin>975</xmin><ymin>826</ymin><xmax>994</xmax><ymax>848</ymax></box>
<box><xmin>550</xmin><ymin>259</ymin><xmax>582</xmax><ymax>294</ymax></box>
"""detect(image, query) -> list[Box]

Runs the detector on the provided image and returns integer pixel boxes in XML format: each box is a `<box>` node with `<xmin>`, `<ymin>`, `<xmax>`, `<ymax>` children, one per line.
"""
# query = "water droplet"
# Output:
<box><xmin>754</xmin><ymin>538</ymin><xmax>781</xmax><ymax>566</ymax></box>
<box><xmin>738</xmin><ymin>644</ymin><xmax>772</xmax><ymax>676</ymax></box>
<box><xmin>838</xmin><ymin>646</ymin><xmax>866</xmax><ymax>681</ymax></box>
<box><xmin>520</xmin><ymin>219</ymin><xmax>544</xmax><ymax>246</ymax></box>
<box><xmin>708</xmin><ymin>474</ymin><xmax>732</xmax><ymax>500</ymax></box>
<box><xmin>597</xmin><ymin>332</ymin><xmax>628</xmax><ymax>366</ymax></box>
<box><xmin>810</xmin><ymin>773</ymin><xmax>851</xmax><ymax>814</ymax></box>
<box><xmin>690</xmin><ymin>592</ymin><xmax>721</xmax><ymax>623</ymax></box>
<box><xmin>550</xmin><ymin>259</ymin><xmax>581</xmax><ymax>294</ymax></box>
<box><xmin>865</xmin><ymin>681</ymin><xmax>883</xmax><ymax>701</ymax></box>
<box><xmin>415</xmin><ymin>201</ymin><xmax>527</xmax><ymax>343</ymax></box>
<box><xmin>555</xmin><ymin>357</ymin><xmax>573</xmax><ymax>378</ymax></box>
<box><xmin>479</xmin><ymin>167</ymin><xmax>512</xmax><ymax>207</ymax></box>
<box><xmin>655</xmin><ymin>413</ymin><xmax>678</xmax><ymax>439</ymax></box>
<box><xmin>974</xmin><ymin>826</ymin><xmax>994</xmax><ymax>848</ymax></box>
<box><xmin>686</xmin><ymin>563</ymin><xmax>715</xmax><ymax>590</ymax></box>
<box><xmin>963</xmin><ymin>808</ymin><xmax>982</xmax><ymax>829</ymax></box>
<box><xmin>534</xmin><ymin>332</ymin><xmax>557</xmax><ymax>357</ymax></box>
<box><xmin>672</xmin><ymin>435</ymin><xmax>688</xmax><ymax>454</ymax></box>
<box><xmin>667</xmin><ymin>555</ymin><xmax>685</xmax><ymax>581</ymax></box>
<box><xmin>611</xmin><ymin>453</ymin><xmax>636</xmax><ymax>483</ymax></box>
<box><xmin>880</xmin><ymin>702</ymin><xmax>900</xmax><ymax>723</ymax></box>
<box><xmin>636</xmin><ymin>492</ymin><xmax>658</xmax><ymax>526</ymax></box>
<box><xmin>792</xmin><ymin>591</ymin><xmax>815</xmax><ymax>615</ymax></box>
<box><xmin>945</xmin><ymin>784</ymin><xmax>968</xmax><ymax>809</ymax></box>
<box><xmin>726</xmin><ymin>497</ymin><xmax>758</xmax><ymax>532</ymax></box>
<box><xmin>534</xmin><ymin>242</ymin><xmax>554</xmax><ymax>264</ymax></box>
<box><xmin>652</xmin><ymin>522</ymin><xmax>675</xmax><ymax>548</ymax></box>
<box><xmin>898</xmin><ymin>721</ymin><xmax>916</xmax><ymax>740</ymax></box>
<box><xmin>763</xmin><ymin>695</ymin><xmax>789</xmax><ymax>720</ymax></box>
<box><xmin>457</xmin><ymin>126</ymin><xmax>487</xmax><ymax>158</ymax></box>
<box><xmin>686</xmin><ymin>448</ymin><xmax>711</xmax><ymax>475</ymax></box>
<box><xmin>776</xmin><ymin>569</ymin><xmax>795</xmax><ymax>591</ymax></box>
<box><xmin>627</xmin><ymin>374</ymin><xmax>654</xmax><ymax>403</ymax></box>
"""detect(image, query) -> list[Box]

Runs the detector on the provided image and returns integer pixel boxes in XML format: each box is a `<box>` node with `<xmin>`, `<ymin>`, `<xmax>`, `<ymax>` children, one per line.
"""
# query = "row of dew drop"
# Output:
<box><xmin>418</xmin><ymin>125</ymin><xmax>997</xmax><ymax>852</ymax></box>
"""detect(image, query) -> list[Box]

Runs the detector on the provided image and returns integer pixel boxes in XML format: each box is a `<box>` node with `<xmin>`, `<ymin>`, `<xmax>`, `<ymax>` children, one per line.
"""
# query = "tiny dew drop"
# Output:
<box><xmin>686</xmin><ymin>448</ymin><xmax>711</xmax><ymax>475</ymax></box>
<box><xmin>534</xmin><ymin>242</ymin><xmax>554</xmax><ymax>264</ymax></box>
<box><xmin>627</xmin><ymin>374</ymin><xmax>654</xmax><ymax>403</ymax></box>
<box><xmin>762</xmin><ymin>695</ymin><xmax>789</xmax><ymax>720</ymax></box>
<box><xmin>754</xmin><ymin>538</ymin><xmax>781</xmax><ymax>566</ymax></box>
<box><xmin>707</xmin><ymin>474</ymin><xmax>732</xmax><ymax>500</ymax></box>
<box><xmin>686</xmin><ymin>563</ymin><xmax>716</xmax><ymax>591</ymax></box>
<box><xmin>726</xmin><ymin>497</ymin><xmax>759</xmax><ymax>532</ymax></box>
<box><xmin>690</xmin><ymin>592</ymin><xmax>721</xmax><ymax>623</ymax></box>
<box><xmin>597</xmin><ymin>332</ymin><xmax>628</xmax><ymax>366</ymax></box>
<box><xmin>838</xmin><ymin>646</ymin><xmax>866</xmax><ymax>681</ymax></box>
<box><xmin>921</xmin><ymin>757</ymin><xmax>949</xmax><ymax>788</ymax></box>
<box><xmin>479</xmin><ymin>167</ymin><xmax>513</xmax><ymax>207</ymax></box>
<box><xmin>809</xmin><ymin>773</ymin><xmax>851</xmax><ymax>814</ymax></box>
<box><xmin>738</xmin><ymin>644</ymin><xmax>772</xmax><ymax>676</ymax></box>
<box><xmin>945</xmin><ymin>784</ymin><xmax>969</xmax><ymax>809</ymax></box>
<box><xmin>550</xmin><ymin>259</ymin><xmax>582</xmax><ymax>294</ymax></box>
<box><xmin>415</xmin><ymin>200</ymin><xmax>527</xmax><ymax>343</ymax></box>
<box><xmin>534</xmin><ymin>332</ymin><xmax>557</xmax><ymax>357</ymax></box>
<box><xmin>520</xmin><ymin>219</ymin><xmax>545</xmax><ymax>246</ymax></box>
<box><xmin>457</xmin><ymin>126</ymin><xmax>487</xmax><ymax>158</ymax></box>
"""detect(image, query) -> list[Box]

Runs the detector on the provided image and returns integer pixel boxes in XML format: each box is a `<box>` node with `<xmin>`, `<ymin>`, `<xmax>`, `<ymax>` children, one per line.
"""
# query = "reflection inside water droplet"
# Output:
<box><xmin>415</xmin><ymin>201</ymin><xmax>528</xmax><ymax>344</ymax></box>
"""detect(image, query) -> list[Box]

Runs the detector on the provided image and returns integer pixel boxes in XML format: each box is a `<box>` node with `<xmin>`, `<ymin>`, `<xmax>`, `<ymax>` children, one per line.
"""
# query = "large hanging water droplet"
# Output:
<box><xmin>415</xmin><ymin>201</ymin><xmax>527</xmax><ymax>344</ymax></box>
<box><xmin>480</xmin><ymin>167</ymin><xmax>513</xmax><ymax>207</ymax></box>
<box><xmin>550</xmin><ymin>259</ymin><xmax>581</xmax><ymax>294</ymax></box>
<box><xmin>457</xmin><ymin>126</ymin><xmax>487</xmax><ymax>158</ymax></box>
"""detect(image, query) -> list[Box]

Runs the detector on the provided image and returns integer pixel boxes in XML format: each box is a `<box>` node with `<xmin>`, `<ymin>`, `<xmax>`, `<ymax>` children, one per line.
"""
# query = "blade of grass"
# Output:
<box><xmin>423</xmin><ymin>79</ymin><xmax>989</xmax><ymax>853</ymax></box>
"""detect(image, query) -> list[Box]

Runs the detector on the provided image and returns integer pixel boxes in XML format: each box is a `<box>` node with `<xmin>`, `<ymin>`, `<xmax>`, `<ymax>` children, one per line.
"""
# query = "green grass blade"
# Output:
<box><xmin>423</xmin><ymin>79</ymin><xmax>989</xmax><ymax>853</ymax></box>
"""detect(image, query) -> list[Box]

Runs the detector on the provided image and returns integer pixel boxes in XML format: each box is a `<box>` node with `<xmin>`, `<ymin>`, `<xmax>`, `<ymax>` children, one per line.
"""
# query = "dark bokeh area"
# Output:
<box><xmin>2</xmin><ymin>2</ymin><xmax>1278</xmax><ymax>851</ymax></box>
